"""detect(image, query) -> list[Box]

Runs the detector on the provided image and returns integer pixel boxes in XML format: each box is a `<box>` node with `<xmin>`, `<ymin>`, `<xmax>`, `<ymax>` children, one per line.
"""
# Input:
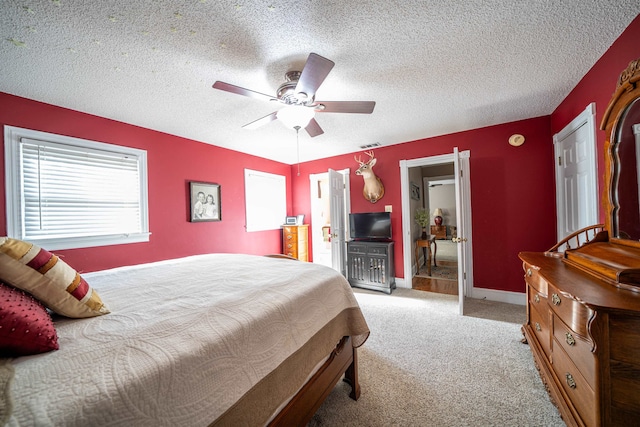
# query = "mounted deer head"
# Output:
<box><xmin>355</xmin><ymin>150</ymin><xmax>385</xmax><ymax>203</ymax></box>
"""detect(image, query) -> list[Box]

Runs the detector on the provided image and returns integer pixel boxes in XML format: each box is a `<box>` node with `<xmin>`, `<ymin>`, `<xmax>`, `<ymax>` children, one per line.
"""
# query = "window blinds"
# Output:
<box><xmin>20</xmin><ymin>138</ymin><xmax>144</xmax><ymax>240</ymax></box>
<box><xmin>244</xmin><ymin>169</ymin><xmax>286</xmax><ymax>232</ymax></box>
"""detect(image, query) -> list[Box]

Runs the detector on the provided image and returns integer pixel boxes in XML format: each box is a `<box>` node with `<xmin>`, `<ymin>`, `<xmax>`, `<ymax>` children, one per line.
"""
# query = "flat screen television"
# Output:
<box><xmin>349</xmin><ymin>212</ymin><xmax>392</xmax><ymax>241</ymax></box>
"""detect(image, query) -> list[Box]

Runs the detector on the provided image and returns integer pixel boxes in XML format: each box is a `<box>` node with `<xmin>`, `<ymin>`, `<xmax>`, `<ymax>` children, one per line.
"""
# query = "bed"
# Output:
<box><xmin>0</xmin><ymin>252</ymin><xmax>369</xmax><ymax>426</ymax></box>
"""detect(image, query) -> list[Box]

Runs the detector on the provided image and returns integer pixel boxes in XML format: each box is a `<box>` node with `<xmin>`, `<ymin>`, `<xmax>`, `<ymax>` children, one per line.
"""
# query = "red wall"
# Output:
<box><xmin>292</xmin><ymin>116</ymin><xmax>556</xmax><ymax>293</ymax></box>
<box><xmin>552</xmin><ymin>14</ymin><xmax>640</xmax><ymax>222</ymax></box>
<box><xmin>0</xmin><ymin>93</ymin><xmax>292</xmax><ymax>272</ymax></box>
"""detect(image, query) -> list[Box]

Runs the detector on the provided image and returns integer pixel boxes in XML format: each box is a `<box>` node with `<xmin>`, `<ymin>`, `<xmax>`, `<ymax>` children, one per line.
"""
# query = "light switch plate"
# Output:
<box><xmin>385</xmin><ymin>205</ymin><xmax>392</xmax><ymax>212</ymax></box>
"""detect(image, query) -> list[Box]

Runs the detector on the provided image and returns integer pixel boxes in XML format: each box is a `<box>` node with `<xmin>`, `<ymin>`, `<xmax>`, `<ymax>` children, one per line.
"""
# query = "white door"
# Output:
<box><xmin>554</xmin><ymin>104</ymin><xmax>598</xmax><ymax>240</ymax></box>
<box><xmin>329</xmin><ymin>169</ymin><xmax>348</xmax><ymax>275</ymax></box>
<box><xmin>453</xmin><ymin>147</ymin><xmax>471</xmax><ymax>315</ymax></box>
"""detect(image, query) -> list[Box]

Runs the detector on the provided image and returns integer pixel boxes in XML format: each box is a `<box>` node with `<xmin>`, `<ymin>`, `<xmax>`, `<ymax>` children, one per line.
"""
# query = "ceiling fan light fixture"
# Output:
<box><xmin>277</xmin><ymin>105</ymin><xmax>315</xmax><ymax>129</ymax></box>
<box><xmin>213</xmin><ymin>53</ymin><xmax>374</xmax><ymax>138</ymax></box>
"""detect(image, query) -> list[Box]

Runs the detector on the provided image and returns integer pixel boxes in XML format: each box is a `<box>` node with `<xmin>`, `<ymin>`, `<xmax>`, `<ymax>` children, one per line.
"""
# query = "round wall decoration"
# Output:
<box><xmin>508</xmin><ymin>134</ymin><xmax>525</xmax><ymax>146</ymax></box>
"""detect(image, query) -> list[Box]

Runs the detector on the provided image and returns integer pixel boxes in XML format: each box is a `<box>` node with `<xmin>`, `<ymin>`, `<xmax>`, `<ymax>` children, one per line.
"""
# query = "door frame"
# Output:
<box><xmin>399</xmin><ymin>150</ymin><xmax>473</xmax><ymax>306</ymax></box>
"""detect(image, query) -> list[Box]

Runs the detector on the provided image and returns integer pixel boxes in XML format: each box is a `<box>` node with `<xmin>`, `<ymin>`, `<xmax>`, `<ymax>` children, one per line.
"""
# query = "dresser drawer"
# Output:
<box><xmin>368</xmin><ymin>245</ymin><xmax>388</xmax><ymax>255</ymax></box>
<box><xmin>529</xmin><ymin>302</ymin><xmax>551</xmax><ymax>358</ymax></box>
<box><xmin>285</xmin><ymin>241</ymin><xmax>298</xmax><ymax>252</ymax></box>
<box><xmin>548</xmin><ymin>283</ymin><xmax>592</xmax><ymax>338</ymax></box>
<box><xmin>282</xmin><ymin>226</ymin><xmax>298</xmax><ymax>237</ymax></box>
<box><xmin>348</xmin><ymin>244</ymin><xmax>368</xmax><ymax>254</ymax></box>
<box><xmin>553</xmin><ymin>314</ymin><xmax>595</xmax><ymax>389</ymax></box>
<box><xmin>528</xmin><ymin>284</ymin><xmax>547</xmax><ymax>311</ymax></box>
<box><xmin>551</xmin><ymin>341</ymin><xmax>597</xmax><ymax>426</ymax></box>
<box><xmin>523</xmin><ymin>262</ymin><xmax>548</xmax><ymax>296</ymax></box>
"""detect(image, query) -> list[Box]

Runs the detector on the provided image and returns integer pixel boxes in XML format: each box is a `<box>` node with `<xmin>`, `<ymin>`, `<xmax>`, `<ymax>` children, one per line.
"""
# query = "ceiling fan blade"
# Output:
<box><xmin>315</xmin><ymin>101</ymin><xmax>376</xmax><ymax>114</ymax></box>
<box><xmin>305</xmin><ymin>118</ymin><xmax>324</xmax><ymax>137</ymax></box>
<box><xmin>213</xmin><ymin>81</ymin><xmax>276</xmax><ymax>102</ymax></box>
<box><xmin>295</xmin><ymin>53</ymin><xmax>335</xmax><ymax>99</ymax></box>
<box><xmin>242</xmin><ymin>111</ymin><xmax>278</xmax><ymax>129</ymax></box>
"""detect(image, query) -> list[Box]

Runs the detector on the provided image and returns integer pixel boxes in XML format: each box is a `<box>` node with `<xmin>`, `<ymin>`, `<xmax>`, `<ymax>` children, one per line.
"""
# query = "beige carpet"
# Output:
<box><xmin>308</xmin><ymin>288</ymin><xmax>564</xmax><ymax>426</ymax></box>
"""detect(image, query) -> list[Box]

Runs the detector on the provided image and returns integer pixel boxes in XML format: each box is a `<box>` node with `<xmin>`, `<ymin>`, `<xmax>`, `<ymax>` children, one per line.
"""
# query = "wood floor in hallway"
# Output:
<box><xmin>412</xmin><ymin>276</ymin><xmax>458</xmax><ymax>295</ymax></box>
<box><xmin>412</xmin><ymin>260</ymin><xmax>458</xmax><ymax>295</ymax></box>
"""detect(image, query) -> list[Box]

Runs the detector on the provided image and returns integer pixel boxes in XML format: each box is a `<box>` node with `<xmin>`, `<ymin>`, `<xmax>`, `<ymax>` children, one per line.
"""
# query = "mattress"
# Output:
<box><xmin>2</xmin><ymin>254</ymin><xmax>369</xmax><ymax>426</ymax></box>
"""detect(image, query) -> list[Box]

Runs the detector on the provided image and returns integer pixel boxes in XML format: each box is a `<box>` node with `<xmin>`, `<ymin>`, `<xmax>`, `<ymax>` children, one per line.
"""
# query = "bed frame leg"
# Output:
<box><xmin>343</xmin><ymin>346</ymin><xmax>360</xmax><ymax>400</ymax></box>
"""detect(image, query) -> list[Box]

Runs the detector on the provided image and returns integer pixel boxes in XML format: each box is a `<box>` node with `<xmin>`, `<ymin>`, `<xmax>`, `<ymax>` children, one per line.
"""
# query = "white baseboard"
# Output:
<box><xmin>469</xmin><ymin>287</ymin><xmax>526</xmax><ymax>305</ymax></box>
<box><xmin>395</xmin><ymin>277</ymin><xmax>408</xmax><ymax>288</ymax></box>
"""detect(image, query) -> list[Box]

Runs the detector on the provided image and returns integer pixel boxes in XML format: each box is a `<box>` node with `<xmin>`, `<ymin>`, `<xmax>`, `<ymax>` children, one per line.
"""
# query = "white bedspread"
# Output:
<box><xmin>3</xmin><ymin>254</ymin><xmax>368</xmax><ymax>426</ymax></box>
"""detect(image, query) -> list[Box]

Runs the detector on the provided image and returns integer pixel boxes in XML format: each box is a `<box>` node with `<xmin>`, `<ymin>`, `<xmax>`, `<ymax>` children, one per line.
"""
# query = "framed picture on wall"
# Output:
<box><xmin>189</xmin><ymin>181</ymin><xmax>221</xmax><ymax>222</ymax></box>
<box><xmin>410</xmin><ymin>182</ymin><xmax>420</xmax><ymax>200</ymax></box>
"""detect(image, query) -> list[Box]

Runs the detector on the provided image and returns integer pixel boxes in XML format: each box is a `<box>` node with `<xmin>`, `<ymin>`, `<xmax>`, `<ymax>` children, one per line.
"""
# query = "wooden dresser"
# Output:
<box><xmin>282</xmin><ymin>225</ymin><xmax>308</xmax><ymax>261</ymax></box>
<box><xmin>521</xmin><ymin>243</ymin><xmax>640</xmax><ymax>426</ymax></box>
<box><xmin>519</xmin><ymin>57</ymin><xmax>640</xmax><ymax>426</ymax></box>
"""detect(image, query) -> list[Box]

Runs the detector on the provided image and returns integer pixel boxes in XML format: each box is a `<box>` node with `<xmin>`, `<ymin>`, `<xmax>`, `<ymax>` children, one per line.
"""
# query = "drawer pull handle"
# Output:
<box><xmin>534</xmin><ymin>294</ymin><xmax>540</xmax><ymax>303</ymax></box>
<box><xmin>565</xmin><ymin>373</ymin><xmax>576</xmax><ymax>389</ymax></box>
<box><xmin>535</xmin><ymin>322</ymin><xmax>541</xmax><ymax>332</ymax></box>
<box><xmin>565</xmin><ymin>332</ymin><xmax>575</xmax><ymax>346</ymax></box>
<box><xmin>527</xmin><ymin>268</ymin><xmax>532</xmax><ymax>277</ymax></box>
<box><xmin>552</xmin><ymin>293</ymin><xmax>561</xmax><ymax>306</ymax></box>
<box><xmin>287</xmin><ymin>235</ymin><xmax>292</xmax><ymax>239</ymax></box>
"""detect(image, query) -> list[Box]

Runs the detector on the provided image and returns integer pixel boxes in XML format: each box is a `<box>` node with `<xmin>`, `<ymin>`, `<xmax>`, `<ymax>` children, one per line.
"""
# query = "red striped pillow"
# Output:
<box><xmin>0</xmin><ymin>237</ymin><xmax>109</xmax><ymax>318</ymax></box>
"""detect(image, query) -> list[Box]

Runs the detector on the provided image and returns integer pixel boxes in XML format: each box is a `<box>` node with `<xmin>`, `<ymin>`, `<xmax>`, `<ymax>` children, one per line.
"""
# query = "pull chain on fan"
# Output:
<box><xmin>294</xmin><ymin>126</ymin><xmax>301</xmax><ymax>176</ymax></box>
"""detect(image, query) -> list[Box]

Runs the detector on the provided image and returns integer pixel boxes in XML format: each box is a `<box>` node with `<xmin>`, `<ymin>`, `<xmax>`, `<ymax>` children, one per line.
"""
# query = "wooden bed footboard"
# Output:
<box><xmin>269</xmin><ymin>336</ymin><xmax>359</xmax><ymax>426</ymax></box>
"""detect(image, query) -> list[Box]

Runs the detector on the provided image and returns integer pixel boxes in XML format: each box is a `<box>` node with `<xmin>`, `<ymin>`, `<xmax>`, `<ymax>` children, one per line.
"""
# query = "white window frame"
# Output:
<box><xmin>244</xmin><ymin>169</ymin><xmax>286</xmax><ymax>232</ymax></box>
<box><xmin>4</xmin><ymin>126</ymin><xmax>150</xmax><ymax>250</ymax></box>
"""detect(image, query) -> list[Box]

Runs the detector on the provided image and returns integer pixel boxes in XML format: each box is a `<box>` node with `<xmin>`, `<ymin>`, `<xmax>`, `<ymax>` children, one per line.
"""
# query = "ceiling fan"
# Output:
<box><xmin>212</xmin><ymin>53</ymin><xmax>376</xmax><ymax>137</ymax></box>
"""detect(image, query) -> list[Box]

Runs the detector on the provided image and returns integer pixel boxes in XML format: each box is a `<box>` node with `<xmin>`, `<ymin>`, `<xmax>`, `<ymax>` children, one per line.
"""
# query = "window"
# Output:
<box><xmin>244</xmin><ymin>169</ymin><xmax>286</xmax><ymax>232</ymax></box>
<box><xmin>4</xmin><ymin>126</ymin><xmax>149</xmax><ymax>250</ymax></box>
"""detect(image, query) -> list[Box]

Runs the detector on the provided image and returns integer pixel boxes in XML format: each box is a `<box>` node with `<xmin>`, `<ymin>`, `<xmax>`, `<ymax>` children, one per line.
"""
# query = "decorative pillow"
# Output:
<box><xmin>0</xmin><ymin>237</ymin><xmax>109</xmax><ymax>318</ymax></box>
<box><xmin>0</xmin><ymin>282</ymin><xmax>59</xmax><ymax>357</ymax></box>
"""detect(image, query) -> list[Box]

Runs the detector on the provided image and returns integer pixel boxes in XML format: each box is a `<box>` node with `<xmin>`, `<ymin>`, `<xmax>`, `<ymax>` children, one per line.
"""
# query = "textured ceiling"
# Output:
<box><xmin>1</xmin><ymin>1</ymin><xmax>639</xmax><ymax>164</ymax></box>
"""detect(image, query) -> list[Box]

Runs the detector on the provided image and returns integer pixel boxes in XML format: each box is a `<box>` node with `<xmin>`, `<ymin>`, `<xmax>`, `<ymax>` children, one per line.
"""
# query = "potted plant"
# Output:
<box><xmin>415</xmin><ymin>208</ymin><xmax>429</xmax><ymax>239</ymax></box>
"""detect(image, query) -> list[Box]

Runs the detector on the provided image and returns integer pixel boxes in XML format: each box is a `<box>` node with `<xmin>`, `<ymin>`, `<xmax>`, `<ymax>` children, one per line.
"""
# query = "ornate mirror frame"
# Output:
<box><xmin>600</xmin><ymin>57</ymin><xmax>640</xmax><ymax>248</ymax></box>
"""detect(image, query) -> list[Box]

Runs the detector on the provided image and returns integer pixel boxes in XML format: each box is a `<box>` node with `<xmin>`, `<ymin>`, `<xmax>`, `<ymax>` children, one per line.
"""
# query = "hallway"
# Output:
<box><xmin>413</xmin><ymin>239</ymin><xmax>458</xmax><ymax>295</ymax></box>
<box><xmin>412</xmin><ymin>259</ymin><xmax>458</xmax><ymax>295</ymax></box>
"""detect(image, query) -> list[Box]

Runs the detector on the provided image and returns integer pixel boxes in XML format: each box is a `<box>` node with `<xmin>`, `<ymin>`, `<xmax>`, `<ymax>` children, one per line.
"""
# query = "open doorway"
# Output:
<box><xmin>414</xmin><ymin>171</ymin><xmax>458</xmax><ymax>294</ymax></box>
<box><xmin>309</xmin><ymin>169</ymin><xmax>351</xmax><ymax>274</ymax></box>
<box><xmin>400</xmin><ymin>150</ymin><xmax>472</xmax><ymax>315</ymax></box>
<box><xmin>309</xmin><ymin>174</ymin><xmax>332</xmax><ymax>268</ymax></box>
